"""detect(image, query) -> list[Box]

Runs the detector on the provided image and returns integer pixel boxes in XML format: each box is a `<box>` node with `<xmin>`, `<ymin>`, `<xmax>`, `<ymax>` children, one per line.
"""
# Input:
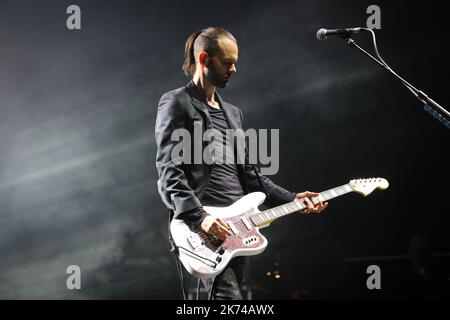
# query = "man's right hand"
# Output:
<box><xmin>200</xmin><ymin>215</ymin><xmax>232</xmax><ymax>241</ymax></box>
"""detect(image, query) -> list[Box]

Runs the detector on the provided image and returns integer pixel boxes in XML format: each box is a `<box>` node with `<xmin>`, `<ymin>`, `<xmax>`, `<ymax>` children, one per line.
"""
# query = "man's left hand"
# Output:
<box><xmin>294</xmin><ymin>191</ymin><xmax>328</xmax><ymax>214</ymax></box>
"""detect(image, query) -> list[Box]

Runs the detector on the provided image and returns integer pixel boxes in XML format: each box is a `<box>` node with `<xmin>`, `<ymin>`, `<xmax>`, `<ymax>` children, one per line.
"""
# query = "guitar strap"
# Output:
<box><xmin>168</xmin><ymin>209</ymin><xmax>188</xmax><ymax>300</ymax></box>
<box><xmin>250</xmin><ymin>163</ymin><xmax>269</xmax><ymax>197</ymax></box>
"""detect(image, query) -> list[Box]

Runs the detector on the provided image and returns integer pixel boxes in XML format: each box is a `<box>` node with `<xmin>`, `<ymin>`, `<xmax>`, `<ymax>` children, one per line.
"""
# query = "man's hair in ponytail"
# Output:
<box><xmin>182</xmin><ymin>27</ymin><xmax>237</xmax><ymax>77</ymax></box>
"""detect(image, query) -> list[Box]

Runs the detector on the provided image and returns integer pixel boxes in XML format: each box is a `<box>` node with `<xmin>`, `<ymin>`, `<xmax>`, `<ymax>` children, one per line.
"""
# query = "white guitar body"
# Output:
<box><xmin>170</xmin><ymin>178</ymin><xmax>389</xmax><ymax>279</ymax></box>
<box><xmin>170</xmin><ymin>192</ymin><xmax>269</xmax><ymax>279</ymax></box>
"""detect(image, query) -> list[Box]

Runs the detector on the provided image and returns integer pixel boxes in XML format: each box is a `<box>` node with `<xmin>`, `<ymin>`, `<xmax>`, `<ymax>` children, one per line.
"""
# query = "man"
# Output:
<box><xmin>155</xmin><ymin>27</ymin><xmax>327</xmax><ymax>300</ymax></box>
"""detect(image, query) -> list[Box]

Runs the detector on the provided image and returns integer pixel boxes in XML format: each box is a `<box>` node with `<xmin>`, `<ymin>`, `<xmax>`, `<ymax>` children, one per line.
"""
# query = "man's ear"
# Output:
<box><xmin>199</xmin><ymin>51</ymin><xmax>209</xmax><ymax>67</ymax></box>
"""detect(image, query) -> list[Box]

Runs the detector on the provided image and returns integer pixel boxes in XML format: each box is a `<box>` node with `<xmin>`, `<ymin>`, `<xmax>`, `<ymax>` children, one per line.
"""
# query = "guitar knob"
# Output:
<box><xmin>218</xmin><ymin>247</ymin><xmax>225</xmax><ymax>255</ymax></box>
<box><xmin>216</xmin><ymin>256</ymin><xmax>222</xmax><ymax>263</ymax></box>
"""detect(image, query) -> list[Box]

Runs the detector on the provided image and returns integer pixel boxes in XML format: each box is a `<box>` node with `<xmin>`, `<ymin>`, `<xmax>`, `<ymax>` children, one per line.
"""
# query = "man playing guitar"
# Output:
<box><xmin>155</xmin><ymin>27</ymin><xmax>327</xmax><ymax>300</ymax></box>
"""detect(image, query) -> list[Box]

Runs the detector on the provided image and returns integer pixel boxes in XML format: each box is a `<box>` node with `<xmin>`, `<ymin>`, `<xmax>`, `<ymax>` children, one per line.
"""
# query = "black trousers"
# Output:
<box><xmin>202</xmin><ymin>256</ymin><xmax>248</xmax><ymax>300</ymax></box>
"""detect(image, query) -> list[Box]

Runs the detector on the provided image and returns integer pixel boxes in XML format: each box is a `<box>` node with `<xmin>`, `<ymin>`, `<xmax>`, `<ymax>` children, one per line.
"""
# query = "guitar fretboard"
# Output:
<box><xmin>249</xmin><ymin>184</ymin><xmax>353</xmax><ymax>227</ymax></box>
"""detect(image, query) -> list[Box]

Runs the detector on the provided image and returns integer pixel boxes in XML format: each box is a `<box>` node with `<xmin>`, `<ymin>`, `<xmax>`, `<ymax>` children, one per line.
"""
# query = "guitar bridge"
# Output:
<box><xmin>186</xmin><ymin>234</ymin><xmax>204</xmax><ymax>251</ymax></box>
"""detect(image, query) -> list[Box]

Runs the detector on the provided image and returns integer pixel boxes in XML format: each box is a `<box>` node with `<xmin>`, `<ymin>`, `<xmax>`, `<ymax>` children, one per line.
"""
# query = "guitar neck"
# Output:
<box><xmin>250</xmin><ymin>184</ymin><xmax>353</xmax><ymax>227</ymax></box>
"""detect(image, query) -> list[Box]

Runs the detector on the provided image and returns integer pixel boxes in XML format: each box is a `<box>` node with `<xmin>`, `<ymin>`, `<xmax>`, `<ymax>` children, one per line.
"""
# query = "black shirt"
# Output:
<box><xmin>201</xmin><ymin>106</ymin><xmax>246</xmax><ymax>206</ymax></box>
<box><xmin>179</xmin><ymin>102</ymin><xmax>246</xmax><ymax>230</ymax></box>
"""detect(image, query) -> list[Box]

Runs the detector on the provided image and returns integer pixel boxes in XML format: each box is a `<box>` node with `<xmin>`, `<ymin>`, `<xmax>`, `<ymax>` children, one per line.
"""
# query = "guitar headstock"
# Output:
<box><xmin>349</xmin><ymin>177</ymin><xmax>389</xmax><ymax>196</ymax></box>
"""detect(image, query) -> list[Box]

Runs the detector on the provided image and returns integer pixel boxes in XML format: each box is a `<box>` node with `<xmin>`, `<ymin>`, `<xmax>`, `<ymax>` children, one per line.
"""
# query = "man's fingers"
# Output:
<box><xmin>315</xmin><ymin>202</ymin><xmax>329</xmax><ymax>213</ymax></box>
<box><xmin>217</xmin><ymin>218</ymin><xmax>229</xmax><ymax>230</ymax></box>
<box><xmin>220</xmin><ymin>225</ymin><xmax>232</xmax><ymax>236</ymax></box>
<box><xmin>218</xmin><ymin>219</ymin><xmax>232</xmax><ymax>235</ymax></box>
<box><xmin>298</xmin><ymin>191</ymin><xmax>319</xmax><ymax>198</ymax></box>
<box><xmin>214</xmin><ymin>219</ymin><xmax>232</xmax><ymax>237</ymax></box>
<box><xmin>201</xmin><ymin>216</ymin><xmax>232</xmax><ymax>240</ymax></box>
<box><xmin>305</xmin><ymin>198</ymin><xmax>314</xmax><ymax>210</ymax></box>
<box><xmin>302</xmin><ymin>201</ymin><xmax>329</xmax><ymax>214</ymax></box>
<box><xmin>296</xmin><ymin>191</ymin><xmax>320</xmax><ymax>212</ymax></box>
<box><xmin>315</xmin><ymin>201</ymin><xmax>324</xmax><ymax>209</ymax></box>
<box><xmin>217</xmin><ymin>226</ymin><xmax>232</xmax><ymax>240</ymax></box>
<box><xmin>215</xmin><ymin>231</ymin><xmax>226</xmax><ymax>241</ymax></box>
<box><xmin>203</xmin><ymin>217</ymin><xmax>233</xmax><ymax>240</ymax></box>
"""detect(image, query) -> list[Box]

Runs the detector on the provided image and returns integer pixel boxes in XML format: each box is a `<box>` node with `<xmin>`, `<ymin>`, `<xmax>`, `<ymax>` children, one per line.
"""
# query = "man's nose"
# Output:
<box><xmin>229</xmin><ymin>64</ymin><xmax>237</xmax><ymax>73</ymax></box>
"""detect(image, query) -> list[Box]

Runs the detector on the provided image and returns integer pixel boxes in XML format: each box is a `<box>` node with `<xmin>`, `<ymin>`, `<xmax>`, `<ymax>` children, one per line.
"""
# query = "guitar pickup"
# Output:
<box><xmin>226</xmin><ymin>221</ymin><xmax>239</xmax><ymax>235</ymax></box>
<box><xmin>240</xmin><ymin>217</ymin><xmax>252</xmax><ymax>230</ymax></box>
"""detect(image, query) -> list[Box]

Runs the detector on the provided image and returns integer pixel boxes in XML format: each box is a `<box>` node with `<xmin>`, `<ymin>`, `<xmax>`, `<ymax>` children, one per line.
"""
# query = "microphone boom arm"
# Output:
<box><xmin>339</xmin><ymin>30</ymin><xmax>450</xmax><ymax>128</ymax></box>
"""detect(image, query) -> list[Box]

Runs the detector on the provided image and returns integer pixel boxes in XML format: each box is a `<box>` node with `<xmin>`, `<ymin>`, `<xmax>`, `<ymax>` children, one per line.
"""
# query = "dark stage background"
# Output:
<box><xmin>0</xmin><ymin>0</ymin><xmax>449</xmax><ymax>299</ymax></box>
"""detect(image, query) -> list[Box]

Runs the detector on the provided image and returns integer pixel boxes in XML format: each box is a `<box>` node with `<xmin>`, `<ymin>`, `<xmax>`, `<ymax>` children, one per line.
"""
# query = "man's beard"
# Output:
<box><xmin>205</xmin><ymin>60</ymin><xmax>230</xmax><ymax>88</ymax></box>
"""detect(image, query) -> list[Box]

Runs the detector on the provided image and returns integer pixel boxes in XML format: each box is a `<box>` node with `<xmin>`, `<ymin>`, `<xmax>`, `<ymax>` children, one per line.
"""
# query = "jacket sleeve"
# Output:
<box><xmin>155</xmin><ymin>92</ymin><xmax>208</xmax><ymax>227</ymax></box>
<box><xmin>237</xmin><ymin>107</ymin><xmax>297</xmax><ymax>207</ymax></box>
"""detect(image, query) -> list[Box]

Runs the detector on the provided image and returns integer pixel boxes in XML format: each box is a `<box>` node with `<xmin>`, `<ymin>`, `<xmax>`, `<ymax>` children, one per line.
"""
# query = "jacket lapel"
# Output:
<box><xmin>185</xmin><ymin>81</ymin><xmax>213</xmax><ymax>130</ymax></box>
<box><xmin>184</xmin><ymin>81</ymin><xmax>248</xmax><ymax>191</ymax></box>
<box><xmin>216</xmin><ymin>90</ymin><xmax>247</xmax><ymax>188</ymax></box>
<box><xmin>185</xmin><ymin>81</ymin><xmax>239</xmax><ymax>130</ymax></box>
<box><xmin>216</xmin><ymin>91</ymin><xmax>239</xmax><ymax>130</ymax></box>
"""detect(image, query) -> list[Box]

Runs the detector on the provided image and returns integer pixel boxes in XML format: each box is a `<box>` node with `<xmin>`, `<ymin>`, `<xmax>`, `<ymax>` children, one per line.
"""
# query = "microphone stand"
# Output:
<box><xmin>339</xmin><ymin>33</ymin><xmax>450</xmax><ymax>129</ymax></box>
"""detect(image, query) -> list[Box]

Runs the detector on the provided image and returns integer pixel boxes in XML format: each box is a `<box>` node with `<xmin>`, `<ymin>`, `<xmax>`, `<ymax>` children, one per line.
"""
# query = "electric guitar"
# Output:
<box><xmin>170</xmin><ymin>177</ymin><xmax>389</xmax><ymax>279</ymax></box>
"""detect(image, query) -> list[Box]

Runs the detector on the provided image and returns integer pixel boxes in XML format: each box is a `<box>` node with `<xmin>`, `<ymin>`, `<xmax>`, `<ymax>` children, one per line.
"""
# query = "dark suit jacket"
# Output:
<box><xmin>155</xmin><ymin>81</ymin><xmax>295</xmax><ymax>220</ymax></box>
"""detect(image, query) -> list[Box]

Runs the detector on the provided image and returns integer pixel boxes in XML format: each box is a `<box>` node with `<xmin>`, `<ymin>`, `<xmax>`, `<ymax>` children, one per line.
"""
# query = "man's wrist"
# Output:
<box><xmin>179</xmin><ymin>207</ymin><xmax>209</xmax><ymax>230</ymax></box>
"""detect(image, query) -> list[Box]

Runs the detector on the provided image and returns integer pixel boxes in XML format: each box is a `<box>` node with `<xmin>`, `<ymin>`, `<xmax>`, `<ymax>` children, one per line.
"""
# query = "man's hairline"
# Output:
<box><xmin>194</xmin><ymin>37</ymin><xmax>238</xmax><ymax>63</ymax></box>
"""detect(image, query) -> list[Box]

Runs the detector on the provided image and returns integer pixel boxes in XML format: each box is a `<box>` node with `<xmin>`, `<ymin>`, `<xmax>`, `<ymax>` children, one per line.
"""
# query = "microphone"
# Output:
<box><xmin>316</xmin><ymin>27</ymin><xmax>363</xmax><ymax>41</ymax></box>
